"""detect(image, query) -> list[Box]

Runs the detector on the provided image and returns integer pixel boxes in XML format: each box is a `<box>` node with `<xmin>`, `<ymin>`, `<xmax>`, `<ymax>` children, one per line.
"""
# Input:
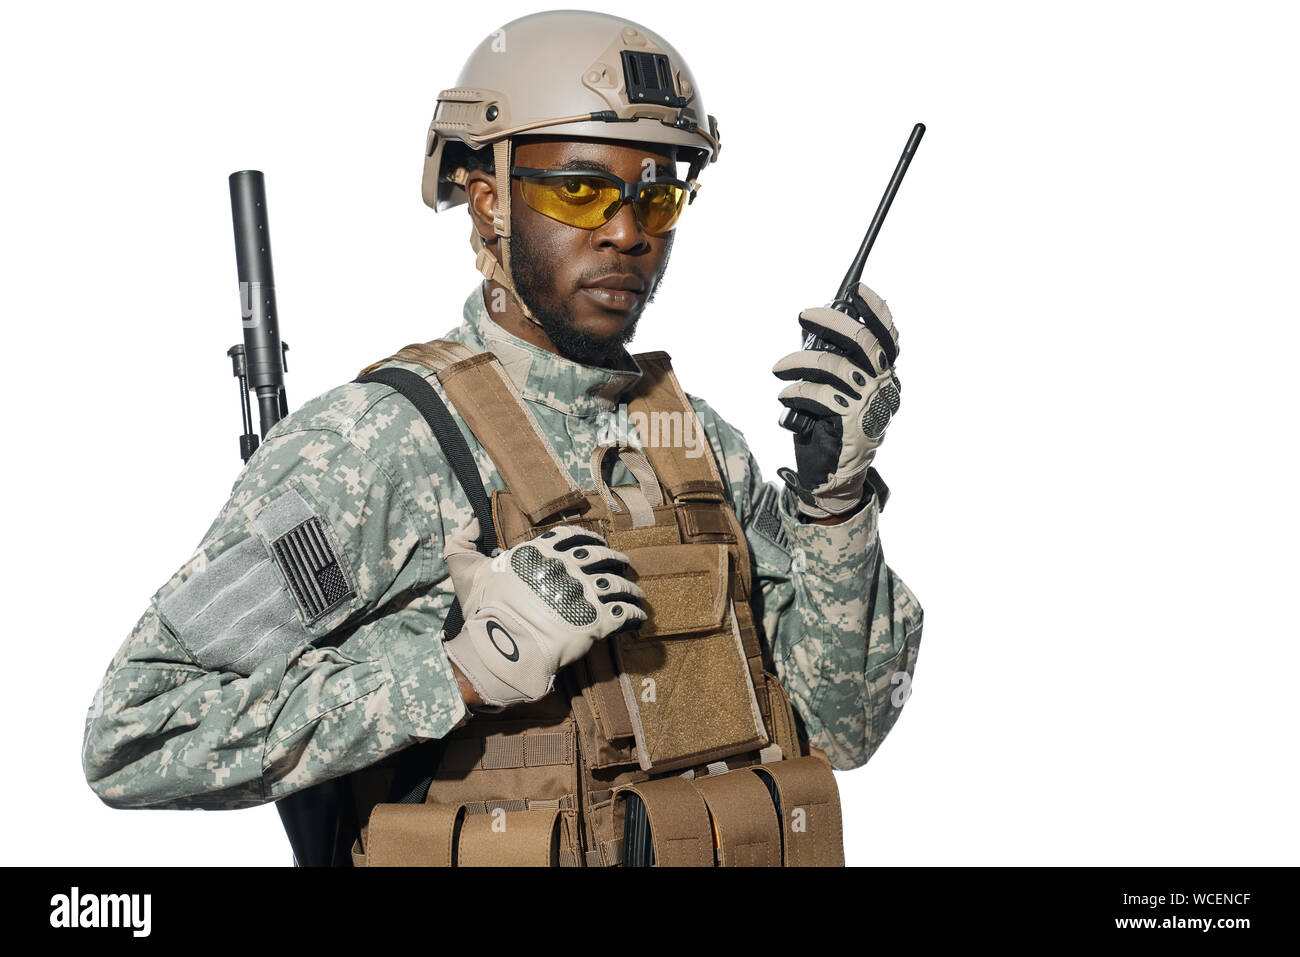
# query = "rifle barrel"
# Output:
<box><xmin>230</xmin><ymin>170</ymin><xmax>287</xmax><ymax>440</ymax></box>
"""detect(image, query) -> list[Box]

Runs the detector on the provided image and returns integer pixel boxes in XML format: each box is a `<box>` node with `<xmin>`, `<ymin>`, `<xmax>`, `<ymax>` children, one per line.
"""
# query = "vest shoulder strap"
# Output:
<box><xmin>436</xmin><ymin>354</ymin><xmax>589</xmax><ymax>524</ymax></box>
<box><xmin>626</xmin><ymin>351</ymin><xmax>727</xmax><ymax>502</ymax></box>
<box><xmin>355</xmin><ymin>339</ymin><xmax>476</xmax><ymax>378</ymax></box>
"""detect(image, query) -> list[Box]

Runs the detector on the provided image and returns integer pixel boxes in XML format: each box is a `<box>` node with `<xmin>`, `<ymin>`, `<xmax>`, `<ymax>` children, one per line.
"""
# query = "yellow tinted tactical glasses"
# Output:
<box><xmin>512</xmin><ymin>166</ymin><xmax>694</xmax><ymax>236</ymax></box>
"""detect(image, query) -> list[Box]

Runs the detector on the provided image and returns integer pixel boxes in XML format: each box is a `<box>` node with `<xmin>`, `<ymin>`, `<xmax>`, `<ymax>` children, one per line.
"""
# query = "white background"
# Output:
<box><xmin>3</xmin><ymin>0</ymin><xmax>1297</xmax><ymax>866</ymax></box>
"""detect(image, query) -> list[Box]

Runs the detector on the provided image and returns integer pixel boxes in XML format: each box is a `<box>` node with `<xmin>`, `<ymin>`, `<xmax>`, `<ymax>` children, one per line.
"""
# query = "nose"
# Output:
<box><xmin>592</xmin><ymin>199</ymin><xmax>650</xmax><ymax>254</ymax></box>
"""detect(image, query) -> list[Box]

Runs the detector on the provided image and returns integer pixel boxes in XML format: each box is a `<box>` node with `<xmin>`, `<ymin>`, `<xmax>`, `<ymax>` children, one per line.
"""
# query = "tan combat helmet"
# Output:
<box><xmin>421</xmin><ymin>9</ymin><xmax>720</xmax><ymax>325</ymax></box>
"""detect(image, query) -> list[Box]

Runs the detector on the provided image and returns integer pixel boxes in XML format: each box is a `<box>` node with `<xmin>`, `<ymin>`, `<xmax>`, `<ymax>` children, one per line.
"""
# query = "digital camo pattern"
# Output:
<box><xmin>691</xmin><ymin>392</ymin><xmax>924</xmax><ymax>769</ymax></box>
<box><xmin>82</xmin><ymin>283</ymin><xmax>922</xmax><ymax>809</ymax></box>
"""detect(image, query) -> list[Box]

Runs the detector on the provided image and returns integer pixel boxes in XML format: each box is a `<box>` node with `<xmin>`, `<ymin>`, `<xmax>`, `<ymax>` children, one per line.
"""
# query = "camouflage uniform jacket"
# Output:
<box><xmin>83</xmin><ymin>284</ymin><xmax>924</xmax><ymax>809</ymax></box>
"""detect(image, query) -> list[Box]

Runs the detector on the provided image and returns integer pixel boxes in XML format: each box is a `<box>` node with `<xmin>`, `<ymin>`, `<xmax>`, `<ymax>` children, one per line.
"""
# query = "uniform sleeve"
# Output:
<box><xmin>81</xmin><ymin>416</ymin><xmax>468</xmax><ymax>810</ymax></box>
<box><xmin>691</xmin><ymin>397</ymin><xmax>924</xmax><ymax>771</ymax></box>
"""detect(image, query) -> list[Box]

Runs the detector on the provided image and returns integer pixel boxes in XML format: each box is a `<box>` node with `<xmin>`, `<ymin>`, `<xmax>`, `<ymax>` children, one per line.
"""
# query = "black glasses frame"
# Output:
<box><xmin>510</xmin><ymin>166</ymin><xmax>697</xmax><ymax>205</ymax></box>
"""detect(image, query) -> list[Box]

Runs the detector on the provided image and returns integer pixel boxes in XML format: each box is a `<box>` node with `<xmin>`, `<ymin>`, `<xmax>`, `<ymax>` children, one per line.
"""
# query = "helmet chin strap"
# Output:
<box><xmin>467</xmin><ymin>137</ymin><xmax>545</xmax><ymax>330</ymax></box>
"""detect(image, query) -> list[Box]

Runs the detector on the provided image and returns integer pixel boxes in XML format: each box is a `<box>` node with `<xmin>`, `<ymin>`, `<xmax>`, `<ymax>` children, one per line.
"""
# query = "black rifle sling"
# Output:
<box><xmin>354</xmin><ymin>367</ymin><xmax>500</xmax><ymax>808</ymax></box>
<box><xmin>354</xmin><ymin>367</ymin><xmax>498</xmax><ymax>640</ymax></box>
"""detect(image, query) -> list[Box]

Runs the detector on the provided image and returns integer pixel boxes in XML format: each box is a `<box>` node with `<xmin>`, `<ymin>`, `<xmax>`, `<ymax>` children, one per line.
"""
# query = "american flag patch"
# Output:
<box><xmin>752</xmin><ymin>483</ymin><xmax>790</xmax><ymax>556</ymax></box>
<box><xmin>271</xmin><ymin>517</ymin><xmax>355</xmax><ymax>623</ymax></box>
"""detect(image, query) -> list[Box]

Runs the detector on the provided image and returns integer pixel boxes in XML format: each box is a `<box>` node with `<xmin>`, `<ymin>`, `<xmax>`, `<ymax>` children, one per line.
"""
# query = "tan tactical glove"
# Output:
<box><xmin>772</xmin><ymin>283</ymin><xmax>902</xmax><ymax>518</ymax></box>
<box><xmin>442</xmin><ymin>519</ymin><xmax>645</xmax><ymax>710</ymax></box>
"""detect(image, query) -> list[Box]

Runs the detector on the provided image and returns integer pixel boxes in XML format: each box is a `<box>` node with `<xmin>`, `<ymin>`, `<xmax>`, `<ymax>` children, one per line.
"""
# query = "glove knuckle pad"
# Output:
<box><xmin>860</xmin><ymin>382</ymin><xmax>901</xmax><ymax>438</ymax></box>
<box><xmin>510</xmin><ymin>544</ymin><xmax>599</xmax><ymax>628</ymax></box>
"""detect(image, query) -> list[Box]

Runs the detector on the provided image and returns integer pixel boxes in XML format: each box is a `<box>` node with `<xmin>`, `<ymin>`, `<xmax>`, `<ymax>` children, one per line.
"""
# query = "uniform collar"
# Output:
<box><xmin>459</xmin><ymin>283</ymin><xmax>643</xmax><ymax>417</ymax></box>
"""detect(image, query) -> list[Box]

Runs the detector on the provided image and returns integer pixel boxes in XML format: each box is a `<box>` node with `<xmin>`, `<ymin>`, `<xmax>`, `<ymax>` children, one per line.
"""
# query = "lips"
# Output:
<box><xmin>580</xmin><ymin>274</ymin><xmax>646</xmax><ymax>294</ymax></box>
<box><xmin>578</xmin><ymin>274</ymin><xmax>646</xmax><ymax>312</ymax></box>
<box><xmin>580</xmin><ymin>286</ymin><xmax>641</xmax><ymax>311</ymax></box>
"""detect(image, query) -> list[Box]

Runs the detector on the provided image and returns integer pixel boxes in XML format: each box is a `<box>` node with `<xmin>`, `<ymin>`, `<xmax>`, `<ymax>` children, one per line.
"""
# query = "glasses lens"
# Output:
<box><xmin>519</xmin><ymin>175</ymin><xmax>623</xmax><ymax>229</ymax></box>
<box><xmin>634</xmin><ymin>183</ymin><xmax>687</xmax><ymax>235</ymax></box>
<box><xmin>517</xmin><ymin>174</ymin><xmax>689</xmax><ymax>235</ymax></box>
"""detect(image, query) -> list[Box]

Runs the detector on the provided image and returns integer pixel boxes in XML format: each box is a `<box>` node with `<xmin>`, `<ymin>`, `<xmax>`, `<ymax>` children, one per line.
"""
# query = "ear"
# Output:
<box><xmin>465</xmin><ymin>170</ymin><xmax>498</xmax><ymax>243</ymax></box>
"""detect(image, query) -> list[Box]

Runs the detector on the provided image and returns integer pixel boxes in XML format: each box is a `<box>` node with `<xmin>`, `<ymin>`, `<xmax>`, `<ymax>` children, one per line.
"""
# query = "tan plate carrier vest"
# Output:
<box><xmin>350</xmin><ymin>340</ymin><xmax>845</xmax><ymax>867</ymax></box>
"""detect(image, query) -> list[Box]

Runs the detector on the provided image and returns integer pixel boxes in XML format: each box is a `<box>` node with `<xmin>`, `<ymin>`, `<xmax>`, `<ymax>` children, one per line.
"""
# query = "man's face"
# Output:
<box><xmin>498</xmin><ymin>137</ymin><xmax>678</xmax><ymax>367</ymax></box>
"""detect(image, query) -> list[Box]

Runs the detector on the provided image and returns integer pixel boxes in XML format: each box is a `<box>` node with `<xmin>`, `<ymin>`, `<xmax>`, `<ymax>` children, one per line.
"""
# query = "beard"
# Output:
<box><xmin>507</xmin><ymin>224</ymin><xmax>673</xmax><ymax>369</ymax></box>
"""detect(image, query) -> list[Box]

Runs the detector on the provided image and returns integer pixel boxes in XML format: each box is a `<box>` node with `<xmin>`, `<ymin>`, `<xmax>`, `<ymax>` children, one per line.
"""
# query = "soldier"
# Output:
<box><xmin>82</xmin><ymin>9</ymin><xmax>923</xmax><ymax>867</ymax></box>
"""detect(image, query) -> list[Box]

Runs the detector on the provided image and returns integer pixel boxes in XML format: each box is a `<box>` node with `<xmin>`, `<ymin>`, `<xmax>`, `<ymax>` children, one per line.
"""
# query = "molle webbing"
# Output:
<box><xmin>436</xmin><ymin>353</ymin><xmax>589</xmax><ymax>523</ymax></box>
<box><xmin>440</xmin><ymin>726</ymin><xmax>577</xmax><ymax>773</ymax></box>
